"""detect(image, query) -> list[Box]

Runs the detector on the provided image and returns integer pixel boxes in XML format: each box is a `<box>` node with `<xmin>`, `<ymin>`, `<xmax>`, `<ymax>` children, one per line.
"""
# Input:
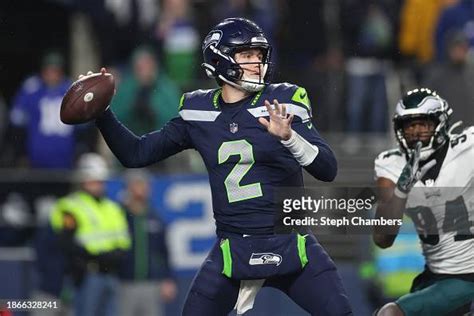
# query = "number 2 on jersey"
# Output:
<box><xmin>218</xmin><ymin>140</ymin><xmax>263</xmax><ymax>203</ymax></box>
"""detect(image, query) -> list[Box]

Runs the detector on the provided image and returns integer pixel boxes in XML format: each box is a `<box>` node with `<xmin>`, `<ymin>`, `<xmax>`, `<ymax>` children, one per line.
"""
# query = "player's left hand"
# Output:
<box><xmin>395</xmin><ymin>141</ymin><xmax>436</xmax><ymax>198</ymax></box>
<box><xmin>259</xmin><ymin>99</ymin><xmax>294</xmax><ymax>141</ymax></box>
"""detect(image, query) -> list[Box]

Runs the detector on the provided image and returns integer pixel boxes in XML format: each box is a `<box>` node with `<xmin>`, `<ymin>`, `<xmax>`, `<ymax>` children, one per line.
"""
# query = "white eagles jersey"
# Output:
<box><xmin>374</xmin><ymin>126</ymin><xmax>474</xmax><ymax>274</ymax></box>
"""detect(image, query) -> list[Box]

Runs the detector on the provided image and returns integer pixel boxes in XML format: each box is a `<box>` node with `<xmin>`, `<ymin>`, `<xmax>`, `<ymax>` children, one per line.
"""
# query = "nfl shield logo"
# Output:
<box><xmin>230</xmin><ymin>122</ymin><xmax>238</xmax><ymax>133</ymax></box>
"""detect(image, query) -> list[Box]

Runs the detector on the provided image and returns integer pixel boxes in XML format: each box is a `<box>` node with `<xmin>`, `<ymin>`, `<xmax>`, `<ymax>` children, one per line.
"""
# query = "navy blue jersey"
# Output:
<box><xmin>97</xmin><ymin>83</ymin><xmax>337</xmax><ymax>235</ymax></box>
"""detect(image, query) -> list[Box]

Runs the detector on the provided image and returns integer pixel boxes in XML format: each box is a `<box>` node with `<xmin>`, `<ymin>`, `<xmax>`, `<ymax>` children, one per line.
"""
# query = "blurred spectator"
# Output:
<box><xmin>277</xmin><ymin>0</ymin><xmax>343</xmax><ymax>131</ymax></box>
<box><xmin>32</xmin><ymin>224</ymin><xmax>69</xmax><ymax>316</ymax></box>
<box><xmin>0</xmin><ymin>94</ymin><xmax>5</xmax><ymax>146</ymax></box>
<box><xmin>119</xmin><ymin>169</ymin><xmax>177</xmax><ymax>316</ymax></box>
<box><xmin>0</xmin><ymin>94</ymin><xmax>9</xmax><ymax>166</ymax></box>
<box><xmin>77</xmin><ymin>0</ymin><xmax>158</xmax><ymax>66</ymax></box>
<box><xmin>50</xmin><ymin>153</ymin><xmax>130</xmax><ymax>316</ymax></box>
<box><xmin>398</xmin><ymin>0</ymin><xmax>447</xmax><ymax>65</ymax></box>
<box><xmin>0</xmin><ymin>192</ymin><xmax>33</xmax><ymax>246</ymax></box>
<box><xmin>213</xmin><ymin>0</ymin><xmax>278</xmax><ymax>43</ymax></box>
<box><xmin>424</xmin><ymin>31</ymin><xmax>474</xmax><ymax>126</ymax></box>
<box><xmin>340</xmin><ymin>0</ymin><xmax>399</xmax><ymax>134</ymax></box>
<box><xmin>8</xmin><ymin>51</ymin><xmax>73</xmax><ymax>168</ymax></box>
<box><xmin>435</xmin><ymin>0</ymin><xmax>474</xmax><ymax>61</ymax></box>
<box><xmin>112</xmin><ymin>46</ymin><xmax>181</xmax><ymax>135</ymax></box>
<box><xmin>8</xmin><ymin>51</ymin><xmax>97</xmax><ymax>169</ymax></box>
<box><xmin>156</xmin><ymin>0</ymin><xmax>200</xmax><ymax>88</ymax></box>
<box><xmin>279</xmin><ymin>0</ymin><xmax>326</xmax><ymax>69</ymax></box>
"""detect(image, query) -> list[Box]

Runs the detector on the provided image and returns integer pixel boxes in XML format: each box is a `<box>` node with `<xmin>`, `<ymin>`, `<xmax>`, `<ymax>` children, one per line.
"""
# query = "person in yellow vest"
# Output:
<box><xmin>50</xmin><ymin>153</ymin><xmax>130</xmax><ymax>316</ymax></box>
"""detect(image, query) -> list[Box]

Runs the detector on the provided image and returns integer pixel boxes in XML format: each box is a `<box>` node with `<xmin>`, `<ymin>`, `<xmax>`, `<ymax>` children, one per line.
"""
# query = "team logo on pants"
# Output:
<box><xmin>249</xmin><ymin>253</ymin><xmax>282</xmax><ymax>266</ymax></box>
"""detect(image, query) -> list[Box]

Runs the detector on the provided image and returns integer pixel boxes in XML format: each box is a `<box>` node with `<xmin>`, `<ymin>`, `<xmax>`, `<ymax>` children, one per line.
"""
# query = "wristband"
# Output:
<box><xmin>280</xmin><ymin>129</ymin><xmax>319</xmax><ymax>166</ymax></box>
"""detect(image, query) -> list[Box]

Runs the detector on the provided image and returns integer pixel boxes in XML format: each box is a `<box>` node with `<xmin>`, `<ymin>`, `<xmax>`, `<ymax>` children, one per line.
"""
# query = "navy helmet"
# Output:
<box><xmin>201</xmin><ymin>17</ymin><xmax>272</xmax><ymax>92</ymax></box>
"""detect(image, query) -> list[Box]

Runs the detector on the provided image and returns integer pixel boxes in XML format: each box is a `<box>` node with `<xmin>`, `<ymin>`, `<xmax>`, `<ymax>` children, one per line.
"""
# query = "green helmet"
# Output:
<box><xmin>393</xmin><ymin>88</ymin><xmax>452</xmax><ymax>160</ymax></box>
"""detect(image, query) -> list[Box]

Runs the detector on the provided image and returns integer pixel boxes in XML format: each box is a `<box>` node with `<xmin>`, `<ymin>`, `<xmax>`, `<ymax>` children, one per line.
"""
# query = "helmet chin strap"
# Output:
<box><xmin>239</xmin><ymin>78</ymin><xmax>265</xmax><ymax>92</ymax></box>
<box><xmin>236</xmin><ymin>64</ymin><xmax>268</xmax><ymax>92</ymax></box>
<box><xmin>418</xmin><ymin>146</ymin><xmax>436</xmax><ymax>161</ymax></box>
<box><xmin>219</xmin><ymin>70</ymin><xmax>266</xmax><ymax>93</ymax></box>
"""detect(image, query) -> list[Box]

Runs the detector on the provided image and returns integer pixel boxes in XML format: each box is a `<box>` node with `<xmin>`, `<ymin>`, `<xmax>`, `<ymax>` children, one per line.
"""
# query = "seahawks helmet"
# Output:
<box><xmin>393</xmin><ymin>88</ymin><xmax>452</xmax><ymax>160</ymax></box>
<box><xmin>201</xmin><ymin>17</ymin><xmax>272</xmax><ymax>92</ymax></box>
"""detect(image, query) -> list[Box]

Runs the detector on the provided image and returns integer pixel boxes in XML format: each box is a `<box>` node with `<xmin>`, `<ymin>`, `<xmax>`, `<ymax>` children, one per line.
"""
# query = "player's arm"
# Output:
<box><xmin>259</xmin><ymin>99</ymin><xmax>337</xmax><ymax>181</ymax></box>
<box><xmin>287</xmin><ymin>120</ymin><xmax>337</xmax><ymax>182</ymax></box>
<box><xmin>372</xmin><ymin>177</ymin><xmax>406</xmax><ymax>248</ymax></box>
<box><xmin>96</xmin><ymin>109</ymin><xmax>192</xmax><ymax>168</ymax></box>
<box><xmin>373</xmin><ymin>142</ymin><xmax>436</xmax><ymax>248</ymax></box>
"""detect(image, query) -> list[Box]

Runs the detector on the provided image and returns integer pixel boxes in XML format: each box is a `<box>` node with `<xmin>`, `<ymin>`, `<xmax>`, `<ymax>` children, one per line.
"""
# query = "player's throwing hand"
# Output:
<box><xmin>78</xmin><ymin>67</ymin><xmax>107</xmax><ymax>80</ymax></box>
<box><xmin>258</xmin><ymin>99</ymin><xmax>294</xmax><ymax>141</ymax></box>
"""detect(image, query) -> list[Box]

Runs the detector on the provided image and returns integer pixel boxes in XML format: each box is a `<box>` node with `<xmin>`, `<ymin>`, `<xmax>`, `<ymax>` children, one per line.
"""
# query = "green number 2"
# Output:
<box><xmin>218</xmin><ymin>140</ymin><xmax>263</xmax><ymax>203</ymax></box>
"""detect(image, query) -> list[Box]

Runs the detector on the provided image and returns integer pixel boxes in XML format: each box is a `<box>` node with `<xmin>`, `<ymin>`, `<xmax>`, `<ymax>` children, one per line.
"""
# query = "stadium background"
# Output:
<box><xmin>0</xmin><ymin>0</ymin><xmax>472</xmax><ymax>315</ymax></box>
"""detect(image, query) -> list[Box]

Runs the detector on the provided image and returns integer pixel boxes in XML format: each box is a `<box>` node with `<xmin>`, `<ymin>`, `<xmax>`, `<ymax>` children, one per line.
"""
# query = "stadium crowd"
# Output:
<box><xmin>1</xmin><ymin>0</ymin><xmax>474</xmax><ymax>315</ymax></box>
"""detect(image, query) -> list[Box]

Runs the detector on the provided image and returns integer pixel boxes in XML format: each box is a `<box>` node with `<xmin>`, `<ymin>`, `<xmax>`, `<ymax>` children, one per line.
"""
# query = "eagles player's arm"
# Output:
<box><xmin>96</xmin><ymin>109</ymin><xmax>192</xmax><ymax>167</ymax></box>
<box><xmin>259</xmin><ymin>97</ymin><xmax>337</xmax><ymax>182</ymax></box>
<box><xmin>373</xmin><ymin>143</ymin><xmax>435</xmax><ymax>248</ymax></box>
<box><xmin>373</xmin><ymin>177</ymin><xmax>407</xmax><ymax>248</ymax></box>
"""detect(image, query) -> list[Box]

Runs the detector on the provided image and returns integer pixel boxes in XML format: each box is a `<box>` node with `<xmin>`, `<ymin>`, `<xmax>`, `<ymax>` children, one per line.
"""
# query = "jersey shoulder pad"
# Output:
<box><xmin>374</xmin><ymin>148</ymin><xmax>406</xmax><ymax>183</ymax></box>
<box><xmin>261</xmin><ymin>83</ymin><xmax>312</xmax><ymax>122</ymax></box>
<box><xmin>179</xmin><ymin>88</ymin><xmax>220</xmax><ymax>111</ymax></box>
<box><xmin>264</xmin><ymin>83</ymin><xmax>310</xmax><ymax>108</ymax></box>
<box><xmin>264</xmin><ymin>82</ymin><xmax>298</xmax><ymax>99</ymax></box>
<box><xmin>449</xmin><ymin>126</ymin><xmax>474</xmax><ymax>153</ymax></box>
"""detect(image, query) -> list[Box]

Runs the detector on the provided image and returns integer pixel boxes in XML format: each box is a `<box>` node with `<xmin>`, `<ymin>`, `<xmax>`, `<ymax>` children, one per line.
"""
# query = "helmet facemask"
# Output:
<box><xmin>395</xmin><ymin>115</ymin><xmax>440</xmax><ymax>160</ymax></box>
<box><xmin>230</xmin><ymin>47</ymin><xmax>272</xmax><ymax>92</ymax></box>
<box><xmin>393</xmin><ymin>88</ymin><xmax>452</xmax><ymax>161</ymax></box>
<box><xmin>204</xmin><ymin>44</ymin><xmax>272</xmax><ymax>92</ymax></box>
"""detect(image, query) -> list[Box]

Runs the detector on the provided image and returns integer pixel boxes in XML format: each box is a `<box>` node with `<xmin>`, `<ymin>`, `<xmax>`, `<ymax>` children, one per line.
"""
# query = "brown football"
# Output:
<box><xmin>60</xmin><ymin>71</ymin><xmax>115</xmax><ymax>124</ymax></box>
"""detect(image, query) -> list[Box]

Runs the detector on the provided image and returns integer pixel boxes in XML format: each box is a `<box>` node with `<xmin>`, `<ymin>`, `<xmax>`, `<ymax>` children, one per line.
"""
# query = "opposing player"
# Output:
<box><xmin>373</xmin><ymin>88</ymin><xmax>474</xmax><ymax>316</ymax></box>
<box><xmin>91</xmin><ymin>18</ymin><xmax>352</xmax><ymax>315</ymax></box>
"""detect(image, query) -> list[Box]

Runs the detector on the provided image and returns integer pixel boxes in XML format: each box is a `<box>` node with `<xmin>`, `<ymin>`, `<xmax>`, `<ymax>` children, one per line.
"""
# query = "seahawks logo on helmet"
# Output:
<box><xmin>393</xmin><ymin>88</ymin><xmax>452</xmax><ymax>161</ymax></box>
<box><xmin>202</xmin><ymin>30</ymin><xmax>222</xmax><ymax>50</ymax></box>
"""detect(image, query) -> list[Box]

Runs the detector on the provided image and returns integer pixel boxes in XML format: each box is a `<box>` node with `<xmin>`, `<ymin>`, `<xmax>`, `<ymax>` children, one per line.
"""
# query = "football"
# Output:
<box><xmin>60</xmin><ymin>69</ymin><xmax>115</xmax><ymax>124</ymax></box>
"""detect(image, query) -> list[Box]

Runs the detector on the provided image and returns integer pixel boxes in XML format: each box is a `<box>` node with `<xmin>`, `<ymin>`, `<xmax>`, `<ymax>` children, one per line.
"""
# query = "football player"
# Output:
<box><xmin>92</xmin><ymin>18</ymin><xmax>352</xmax><ymax>315</ymax></box>
<box><xmin>373</xmin><ymin>88</ymin><xmax>474</xmax><ymax>316</ymax></box>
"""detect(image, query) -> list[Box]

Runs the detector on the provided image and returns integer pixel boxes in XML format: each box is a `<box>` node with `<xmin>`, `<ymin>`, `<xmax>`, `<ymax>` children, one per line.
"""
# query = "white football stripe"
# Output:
<box><xmin>247</xmin><ymin>103</ymin><xmax>310</xmax><ymax>121</ymax></box>
<box><xmin>179</xmin><ymin>109</ymin><xmax>221</xmax><ymax>121</ymax></box>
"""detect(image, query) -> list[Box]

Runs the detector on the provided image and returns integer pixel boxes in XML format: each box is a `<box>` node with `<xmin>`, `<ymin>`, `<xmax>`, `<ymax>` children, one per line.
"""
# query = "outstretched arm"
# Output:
<box><xmin>96</xmin><ymin>109</ymin><xmax>192</xmax><ymax>168</ymax></box>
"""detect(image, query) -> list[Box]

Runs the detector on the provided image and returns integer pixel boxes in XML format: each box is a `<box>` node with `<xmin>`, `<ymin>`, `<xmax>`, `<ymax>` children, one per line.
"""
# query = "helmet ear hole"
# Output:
<box><xmin>205</xmin><ymin>69</ymin><xmax>214</xmax><ymax>78</ymax></box>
